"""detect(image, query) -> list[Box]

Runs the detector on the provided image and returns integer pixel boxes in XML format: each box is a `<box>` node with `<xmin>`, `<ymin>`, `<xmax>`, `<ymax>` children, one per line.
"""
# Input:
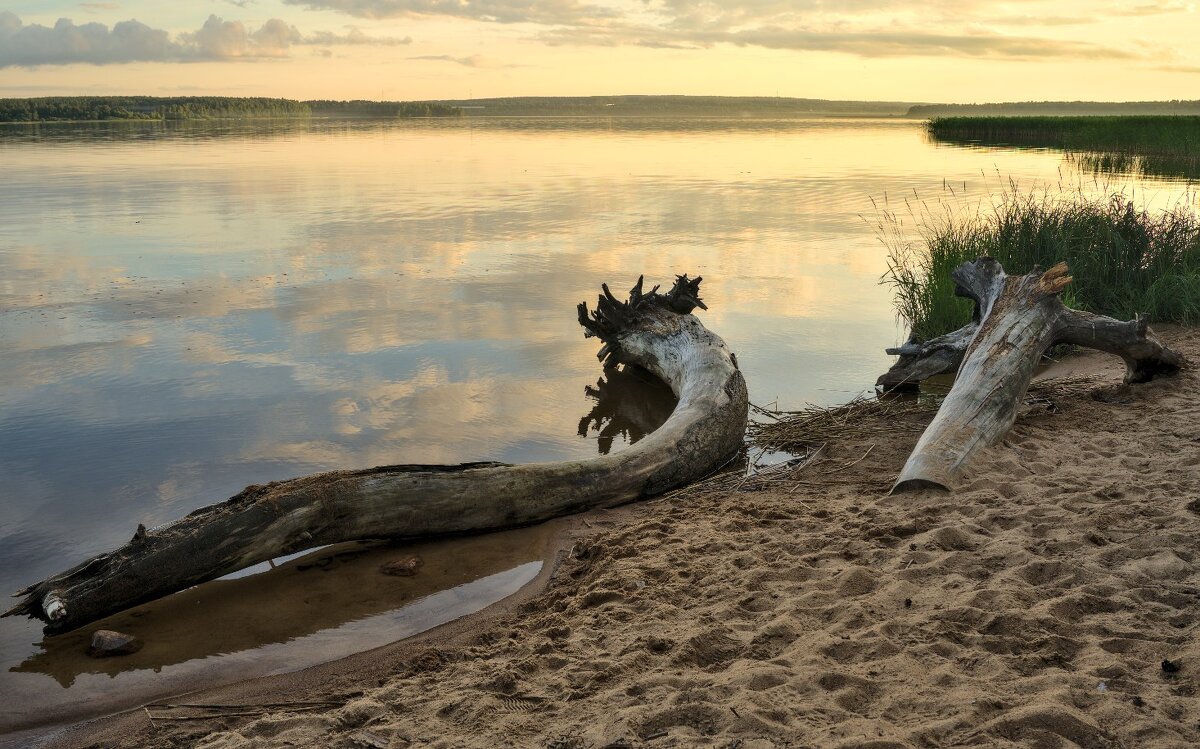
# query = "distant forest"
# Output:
<box><xmin>0</xmin><ymin>97</ymin><xmax>462</xmax><ymax>122</ymax></box>
<box><xmin>0</xmin><ymin>97</ymin><xmax>311</xmax><ymax>122</ymax></box>
<box><xmin>429</xmin><ymin>95</ymin><xmax>917</xmax><ymax>117</ymax></box>
<box><xmin>306</xmin><ymin>100</ymin><xmax>462</xmax><ymax>118</ymax></box>
<box><xmin>6</xmin><ymin>95</ymin><xmax>1200</xmax><ymax>123</ymax></box>
<box><xmin>909</xmin><ymin>100</ymin><xmax>1200</xmax><ymax>117</ymax></box>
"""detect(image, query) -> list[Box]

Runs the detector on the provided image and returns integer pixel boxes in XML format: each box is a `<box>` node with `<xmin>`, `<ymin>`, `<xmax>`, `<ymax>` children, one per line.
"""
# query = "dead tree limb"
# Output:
<box><xmin>891</xmin><ymin>258</ymin><xmax>1185</xmax><ymax>493</ymax></box>
<box><xmin>877</xmin><ymin>324</ymin><xmax>977</xmax><ymax>392</ymax></box>
<box><xmin>6</xmin><ymin>275</ymin><xmax>748</xmax><ymax>633</ymax></box>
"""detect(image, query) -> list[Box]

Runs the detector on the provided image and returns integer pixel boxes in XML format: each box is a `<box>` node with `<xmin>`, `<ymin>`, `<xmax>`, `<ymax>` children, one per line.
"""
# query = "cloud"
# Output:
<box><xmin>306</xmin><ymin>27</ymin><xmax>413</xmax><ymax>45</ymax></box>
<box><xmin>80</xmin><ymin>2</ymin><xmax>120</xmax><ymax>9</ymax></box>
<box><xmin>0</xmin><ymin>13</ymin><xmax>177</xmax><ymax>66</ymax></box>
<box><xmin>716</xmin><ymin>27</ymin><xmax>1141</xmax><ymax>60</ymax></box>
<box><xmin>180</xmin><ymin>16</ymin><xmax>301</xmax><ymax>58</ymax></box>
<box><xmin>536</xmin><ymin>20</ymin><xmax>1139</xmax><ymax>61</ymax></box>
<box><xmin>406</xmin><ymin>53</ymin><xmax>523</xmax><ymax>67</ymax></box>
<box><xmin>1109</xmin><ymin>2</ymin><xmax>1193</xmax><ymax>15</ymax></box>
<box><xmin>0</xmin><ymin>13</ymin><xmax>410</xmax><ymax>67</ymax></box>
<box><xmin>282</xmin><ymin>0</ymin><xmax>614</xmax><ymax>24</ymax></box>
<box><xmin>982</xmin><ymin>15</ymin><xmax>1096</xmax><ymax>26</ymax></box>
<box><xmin>409</xmin><ymin>54</ymin><xmax>488</xmax><ymax>66</ymax></box>
<box><xmin>282</xmin><ymin>0</ymin><xmax>1161</xmax><ymax>63</ymax></box>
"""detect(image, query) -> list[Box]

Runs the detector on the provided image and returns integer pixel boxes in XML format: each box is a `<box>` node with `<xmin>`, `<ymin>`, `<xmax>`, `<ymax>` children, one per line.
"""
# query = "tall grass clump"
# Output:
<box><xmin>883</xmin><ymin>188</ymin><xmax>1200</xmax><ymax>341</ymax></box>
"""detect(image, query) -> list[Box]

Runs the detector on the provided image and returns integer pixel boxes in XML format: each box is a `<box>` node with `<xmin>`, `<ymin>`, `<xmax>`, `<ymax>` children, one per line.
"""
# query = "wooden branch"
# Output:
<box><xmin>876</xmin><ymin>324</ymin><xmax>975</xmax><ymax>392</ymax></box>
<box><xmin>875</xmin><ymin>262</ymin><xmax>1003</xmax><ymax>392</ymax></box>
<box><xmin>891</xmin><ymin>258</ymin><xmax>1185</xmax><ymax>493</ymax></box>
<box><xmin>1057</xmin><ymin>311</ymin><xmax>1186</xmax><ymax>383</ymax></box>
<box><xmin>7</xmin><ymin>275</ymin><xmax>747</xmax><ymax>633</ymax></box>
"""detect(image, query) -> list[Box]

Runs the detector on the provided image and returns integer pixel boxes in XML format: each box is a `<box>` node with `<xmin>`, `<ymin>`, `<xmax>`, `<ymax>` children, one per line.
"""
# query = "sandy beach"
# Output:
<box><xmin>49</xmin><ymin>328</ymin><xmax>1200</xmax><ymax>749</ymax></box>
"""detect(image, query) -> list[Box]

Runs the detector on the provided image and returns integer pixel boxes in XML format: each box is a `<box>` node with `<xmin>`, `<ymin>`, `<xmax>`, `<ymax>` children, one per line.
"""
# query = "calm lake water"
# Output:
<box><xmin>0</xmin><ymin>117</ymin><xmax>1194</xmax><ymax>735</ymax></box>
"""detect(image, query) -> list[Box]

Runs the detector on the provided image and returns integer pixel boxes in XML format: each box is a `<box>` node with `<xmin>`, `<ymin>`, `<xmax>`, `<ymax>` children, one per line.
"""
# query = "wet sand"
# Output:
<box><xmin>1</xmin><ymin>524</ymin><xmax>563</xmax><ymax>742</ymax></box>
<box><xmin>44</xmin><ymin>328</ymin><xmax>1200</xmax><ymax>748</ymax></box>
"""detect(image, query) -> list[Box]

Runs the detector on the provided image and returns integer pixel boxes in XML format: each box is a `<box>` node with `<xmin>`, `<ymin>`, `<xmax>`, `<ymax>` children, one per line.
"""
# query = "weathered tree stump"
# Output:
<box><xmin>6</xmin><ymin>275</ymin><xmax>748</xmax><ymax>633</ymax></box>
<box><xmin>889</xmin><ymin>258</ymin><xmax>1185</xmax><ymax>493</ymax></box>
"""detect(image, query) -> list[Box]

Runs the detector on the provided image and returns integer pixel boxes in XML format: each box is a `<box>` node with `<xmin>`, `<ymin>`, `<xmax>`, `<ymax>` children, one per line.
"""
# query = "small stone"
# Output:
<box><xmin>88</xmin><ymin>629</ymin><xmax>143</xmax><ymax>657</ymax></box>
<box><xmin>380</xmin><ymin>555</ymin><xmax>423</xmax><ymax>577</ymax></box>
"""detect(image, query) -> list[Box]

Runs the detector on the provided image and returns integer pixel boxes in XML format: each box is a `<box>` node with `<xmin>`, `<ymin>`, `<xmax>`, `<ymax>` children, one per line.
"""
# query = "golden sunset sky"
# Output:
<box><xmin>1</xmin><ymin>0</ymin><xmax>1198</xmax><ymax>102</ymax></box>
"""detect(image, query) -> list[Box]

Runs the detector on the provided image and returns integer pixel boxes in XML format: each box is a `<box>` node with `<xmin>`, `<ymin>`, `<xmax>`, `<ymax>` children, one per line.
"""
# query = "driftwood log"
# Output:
<box><xmin>6</xmin><ymin>275</ymin><xmax>748</xmax><ymax>633</ymax></box>
<box><xmin>888</xmin><ymin>258</ymin><xmax>1185</xmax><ymax>493</ymax></box>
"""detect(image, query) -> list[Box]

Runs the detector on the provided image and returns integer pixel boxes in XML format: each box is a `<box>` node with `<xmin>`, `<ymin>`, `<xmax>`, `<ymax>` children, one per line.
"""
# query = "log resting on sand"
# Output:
<box><xmin>888</xmin><ymin>258</ymin><xmax>1185</xmax><ymax>494</ymax></box>
<box><xmin>6</xmin><ymin>275</ymin><xmax>748</xmax><ymax>633</ymax></box>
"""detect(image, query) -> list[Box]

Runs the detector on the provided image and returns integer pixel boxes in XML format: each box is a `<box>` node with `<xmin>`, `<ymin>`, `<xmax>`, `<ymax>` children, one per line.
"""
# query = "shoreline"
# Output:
<box><xmin>36</xmin><ymin>327</ymin><xmax>1200</xmax><ymax>748</ymax></box>
<box><xmin>0</xmin><ymin>515</ymin><xmax>587</xmax><ymax>745</ymax></box>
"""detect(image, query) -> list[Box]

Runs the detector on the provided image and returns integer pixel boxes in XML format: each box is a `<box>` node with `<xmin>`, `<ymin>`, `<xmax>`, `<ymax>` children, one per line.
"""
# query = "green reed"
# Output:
<box><xmin>882</xmin><ymin>187</ymin><xmax>1200</xmax><ymax>341</ymax></box>
<box><xmin>927</xmin><ymin>116</ymin><xmax>1200</xmax><ymax>180</ymax></box>
<box><xmin>928</xmin><ymin>116</ymin><xmax>1200</xmax><ymax>155</ymax></box>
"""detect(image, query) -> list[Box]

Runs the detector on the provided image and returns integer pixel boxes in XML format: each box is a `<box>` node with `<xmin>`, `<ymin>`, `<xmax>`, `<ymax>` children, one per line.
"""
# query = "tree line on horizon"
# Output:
<box><xmin>0</xmin><ymin>97</ymin><xmax>462</xmax><ymax>123</ymax></box>
<box><xmin>425</xmin><ymin>95</ymin><xmax>915</xmax><ymax>117</ymax></box>
<box><xmin>6</xmin><ymin>96</ymin><xmax>1200</xmax><ymax>123</ymax></box>
<box><xmin>908</xmin><ymin>100</ymin><xmax>1200</xmax><ymax>117</ymax></box>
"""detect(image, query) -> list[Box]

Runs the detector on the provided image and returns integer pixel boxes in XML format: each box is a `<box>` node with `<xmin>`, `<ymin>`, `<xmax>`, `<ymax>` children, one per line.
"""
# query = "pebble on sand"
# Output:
<box><xmin>380</xmin><ymin>555</ymin><xmax>423</xmax><ymax>577</ymax></box>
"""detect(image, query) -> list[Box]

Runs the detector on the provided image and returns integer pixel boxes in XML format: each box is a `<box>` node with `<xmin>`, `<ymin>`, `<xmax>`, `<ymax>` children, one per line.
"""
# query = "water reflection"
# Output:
<box><xmin>578</xmin><ymin>366</ymin><xmax>677</xmax><ymax>455</ymax></box>
<box><xmin>2</xmin><ymin>525</ymin><xmax>552</xmax><ymax>733</ymax></box>
<box><xmin>0</xmin><ymin>116</ymin><xmax>917</xmax><ymax>146</ymax></box>
<box><xmin>1066</xmin><ymin>151</ymin><xmax>1200</xmax><ymax>181</ymax></box>
<box><xmin>2</xmin><ymin>117</ymin><xmax>1195</xmax><ymax>736</ymax></box>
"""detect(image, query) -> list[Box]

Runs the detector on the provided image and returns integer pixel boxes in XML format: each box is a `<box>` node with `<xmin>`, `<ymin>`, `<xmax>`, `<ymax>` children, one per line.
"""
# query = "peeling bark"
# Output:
<box><xmin>7</xmin><ymin>275</ymin><xmax>748</xmax><ymax>633</ymax></box>
<box><xmin>891</xmin><ymin>258</ymin><xmax>1185</xmax><ymax>493</ymax></box>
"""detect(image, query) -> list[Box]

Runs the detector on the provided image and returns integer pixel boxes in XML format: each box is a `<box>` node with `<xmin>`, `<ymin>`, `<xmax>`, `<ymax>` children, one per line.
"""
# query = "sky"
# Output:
<box><xmin>1</xmin><ymin>0</ymin><xmax>1198</xmax><ymax>102</ymax></box>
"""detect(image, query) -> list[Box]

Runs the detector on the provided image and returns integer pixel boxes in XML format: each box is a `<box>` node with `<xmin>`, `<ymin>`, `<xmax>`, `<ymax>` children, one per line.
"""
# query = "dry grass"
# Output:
<box><xmin>662</xmin><ymin>375</ymin><xmax>1105</xmax><ymax>502</ymax></box>
<box><xmin>747</xmin><ymin>375</ymin><xmax>1104</xmax><ymax>452</ymax></box>
<box><xmin>748</xmin><ymin>396</ymin><xmax>930</xmax><ymax>451</ymax></box>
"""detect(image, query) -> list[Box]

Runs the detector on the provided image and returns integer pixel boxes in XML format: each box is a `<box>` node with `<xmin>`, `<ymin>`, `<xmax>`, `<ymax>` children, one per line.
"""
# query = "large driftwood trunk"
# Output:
<box><xmin>890</xmin><ymin>259</ymin><xmax>1185</xmax><ymax>493</ymax></box>
<box><xmin>7</xmin><ymin>275</ymin><xmax>748</xmax><ymax>633</ymax></box>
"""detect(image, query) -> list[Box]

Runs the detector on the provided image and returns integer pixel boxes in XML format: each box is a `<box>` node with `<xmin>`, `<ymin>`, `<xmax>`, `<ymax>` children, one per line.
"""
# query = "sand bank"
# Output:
<box><xmin>52</xmin><ymin>328</ymin><xmax>1200</xmax><ymax>749</ymax></box>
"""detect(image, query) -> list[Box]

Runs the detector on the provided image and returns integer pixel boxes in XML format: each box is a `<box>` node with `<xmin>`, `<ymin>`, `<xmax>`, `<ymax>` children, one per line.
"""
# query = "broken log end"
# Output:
<box><xmin>43</xmin><ymin>591</ymin><xmax>68</xmax><ymax>621</ymax></box>
<box><xmin>1033</xmin><ymin>262</ymin><xmax>1072</xmax><ymax>299</ymax></box>
<box><xmin>950</xmin><ymin>257</ymin><xmax>1008</xmax><ymax>318</ymax></box>
<box><xmin>1127</xmin><ymin>352</ymin><xmax>1187</xmax><ymax>384</ymax></box>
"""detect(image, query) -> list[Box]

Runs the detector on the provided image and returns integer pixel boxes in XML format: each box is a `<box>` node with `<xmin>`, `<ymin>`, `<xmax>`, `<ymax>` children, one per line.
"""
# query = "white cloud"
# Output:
<box><xmin>282</xmin><ymin>0</ymin><xmax>1161</xmax><ymax>63</ymax></box>
<box><xmin>0</xmin><ymin>12</ymin><xmax>410</xmax><ymax>68</ymax></box>
<box><xmin>283</xmin><ymin>0</ymin><xmax>614</xmax><ymax>24</ymax></box>
<box><xmin>408</xmin><ymin>53</ymin><xmax>522</xmax><ymax>67</ymax></box>
<box><xmin>409</xmin><ymin>53</ymin><xmax>488</xmax><ymax>66</ymax></box>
